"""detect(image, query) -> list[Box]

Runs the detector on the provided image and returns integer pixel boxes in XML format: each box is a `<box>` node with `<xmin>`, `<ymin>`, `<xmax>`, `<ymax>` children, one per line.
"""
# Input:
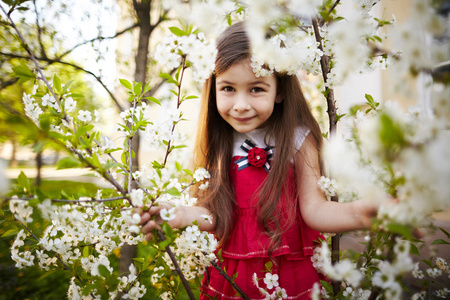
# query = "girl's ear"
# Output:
<box><xmin>275</xmin><ymin>96</ymin><xmax>283</xmax><ymax>103</ymax></box>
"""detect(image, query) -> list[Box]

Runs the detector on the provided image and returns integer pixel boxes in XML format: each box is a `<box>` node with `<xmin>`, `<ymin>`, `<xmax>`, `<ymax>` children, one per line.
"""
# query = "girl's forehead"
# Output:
<box><xmin>216</xmin><ymin>58</ymin><xmax>275</xmax><ymax>84</ymax></box>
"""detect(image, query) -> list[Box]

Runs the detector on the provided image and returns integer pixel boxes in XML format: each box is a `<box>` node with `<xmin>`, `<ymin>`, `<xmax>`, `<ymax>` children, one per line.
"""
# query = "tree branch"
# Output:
<box><xmin>312</xmin><ymin>16</ymin><xmax>340</xmax><ymax>296</ymax></box>
<box><xmin>328</xmin><ymin>0</ymin><xmax>341</xmax><ymax>15</ymax></box>
<box><xmin>0</xmin><ymin>51</ymin><xmax>124</xmax><ymax>111</ymax></box>
<box><xmin>156</xmin><ymin>230</ymin><xmax>195</xmax><ymax>300</ymax></box>
<box><xmin>208</xmin><ymin>259</ymin><xmax>250</xmax><ymax>300</ymax></box>
<box><xmin>0</xmin><ymin>4</ymin><xmax>57</xmax><ymax>103</ymax></box>
<box><xmin>33</xmin><ymin>0</ymin><xmax>47</xmax><ymax>60</ymax></box>
<box><xmin>55</xmin><ymin>23</ymin><xmax>140</xmax><ymax>61</ymax></box>
<box><xmin>311</xmin><ymin>18</ymin><xmax>337</xmax><ymax>134</ymax></box>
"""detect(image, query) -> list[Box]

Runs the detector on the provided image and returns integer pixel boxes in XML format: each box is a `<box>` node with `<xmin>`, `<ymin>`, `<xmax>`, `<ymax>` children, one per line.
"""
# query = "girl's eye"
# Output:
<box><xmin>222</xmin><ymin>86</ymin><xmax>235</xmax><ymax>92</ymax></box>
<box><xmin>251</xmin><ymin>87</ymin><xmax>265</xmax><ymax>93</ymax></box>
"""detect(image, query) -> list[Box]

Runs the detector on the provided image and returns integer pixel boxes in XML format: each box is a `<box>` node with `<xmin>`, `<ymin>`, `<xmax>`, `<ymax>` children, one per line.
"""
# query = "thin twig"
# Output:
<box><xmin>3</xmin><ymin>196</ymin><xmax>127</xmax><ymax>203</ymax></box>
<box><xmin>156</xmin><ymin>230</ymin><xmax>195</xmax><ymax>300</ymax></box>
<box><xmin>162</xmin><ymin>57</ymin><xmax>187</xmax><ymax>168</ymax></box>
<box><xmin>208</xmin><ymin>259</ymin><xmax>250</xmax><ymax>300</ymax></box>
<box><xmin>0</xmin><ymin>4</ymin><xmax>57</xmax><ymax>103</ymax></box>
<box><xmin>15</xmin><ymin>218</ymin><xmax>75</xmax><ymax>277</ymax></box>
<box><xmin>71</xmin><ymin>242</ymin><xmax>99</xmax><ymax>249</ymax></box>
<box><xmin>0</xmin><ymin>51</ymin><xmax>124</xmax><ymax>111</ymax></box>
<box><xmin>33</xmin><ymin>0</ymin><xmax>47</xmax><ymax>60</ymax></box>
<box><xmin>56</xmin><ymin>23</ymin><xmax>140</xmax><ymax>61</ymax></box>
<box><xmin>327</xmin><ymin>0</ymin><xmax>341</xmax><ymax>16</ymax></box>
<box><xmin>123</xmin><ymin>257</ymin><xmax>157</xmax><ymax>295</ymax></box>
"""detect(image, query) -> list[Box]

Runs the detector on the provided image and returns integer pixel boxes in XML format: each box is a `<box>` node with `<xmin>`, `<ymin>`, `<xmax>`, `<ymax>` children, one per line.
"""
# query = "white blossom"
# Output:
<box><xmin>9</xmin><ymin>197</ymin><xmax>33</xmax><ymax>223</ymax></box>
<box><xmin>64</xmin><ymin>97</ymin><xmax>77</xmax><ymax>113</ymax></box>
<box><xmin>317</xmin><ymin>176</ymin><xmax>338</xmax><ymax>197</ymax></box>
<box><xmin>23</xmin><ymin>93</ymin><xmax>43</xmax><ymax>125</ymax></box>
<box><xmin>160</xmin><ymin>207</ymin><xmax>176</xmax><ymax>221</ymax></box>
<box><xmin>130</xmin><ymin>189</ymin><xmax>145</xmax><ymax>207</ymax></box>
<box><xmin>193</xmin><ymin>168</ymin><xmax>211</xmax><ymax>182</ymax></box>
<box><xmin>263</xmin><ymin>273</ymin><xmax>279</xmax><ymax>290</ymax></box>
<box><xmin>78</xmin><ymin>110</ymin><xmax>92</xmax><ymax>122</ymax></box>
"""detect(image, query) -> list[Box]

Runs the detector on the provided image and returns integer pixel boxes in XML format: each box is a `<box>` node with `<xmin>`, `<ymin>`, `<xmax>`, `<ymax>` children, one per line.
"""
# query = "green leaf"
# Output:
<box><xmin>439</xmin><ymin>227</ymin><xmax>450</xmax><ymax>239</ymax></box>
<box><xmin>17</xmin><ymin>171</ymin><xmax>31</xmax><ymax>193</ymax></box>
<box><xmin>386</xmin><ymin>223</ymin><xmax>412</xmax><ymax>239</ymax></box>
<box><xmin>75</xmin><ymin>124</ymin><xmax>94</xmax><ymax>138</ymax></box>
<box><xmin>431</xmin><ymin>239</ymin><xmax>449</xmax><ymax>245</ymax></box>
<box><xmin>216</xmin><ymin>249</ymin><xmax>223</xmax><ymax>262</ymax></box>
<box><xmin>12</xmin><ymin>64</ymin><xmax>36</xmax><ymax>83</ymax></box>
<box><xmin>321</xmin><ymin>88</ymin><xmax>330</xmax><ymax>98</ymax></box>
<box><xmin>422</xmin><ymin>258</ymin><xmax>433</xmax><ymax>268</ymax></box>
<box><xmin>143</xmin><ymin>81</ymin><xmax>152</xmax><ymax>94</ymax></box>
<box><xmin>133</xmin><ymin>81</ymin><xmax>143</xmax><ymax>96</ymax></box>
<box><xmin>158</xmin><ymin>238</ymin><xmax>171</xmax><ymax>249</ymax></box>
<box><xmin>152</xmin><ymin>160</ymin><xmax>164</xmax><ymax>169</ymax></box>
<box><xmin>373</xmin><ymin>35</ymin><xmax>382</xmax><ymax>43</ymax></box>
<box><xmin>164</xmin><ymin>187</ymin><xmax>181</xmax><ymax>196</ymax></box>
<box><xmin>379</xmin><ymin>113</ymin><xmax>406</xmax><ymax>149</ymax></box>
<box><xmin>82</xmin><ymin>283</ymin><xmax>96</xmax><ymax>295</ymax></box>
<box><xmin>61</xmin><ymin>80</ymin><xmax>73</xmax><ymax>94</ymax></box>
<box><xmin>57</xmin><ymin>156</ymin><xmax>81</xmax><ymax>169</ymax></box>
<box><xmin>119</xmin><ymin>78</ymin><xmax>133</xmax><ymax>90</ymax></box>
<box><xmin>183</xmin><ymin>169</ymin><xmax>193</xmax><ymax>176</ymax></box>
<box><xmin>169</xmin><ymin>26</ymin><xmax>185</xmax><ymax>37</ymax></box>
<box><xmin>320</xmin><ymin>280</ymin><xmax>334</xmax><ymax>295</ymax></box>
<box><xmin>83</xmin><ymin>246</ymin><xmax>89</xmax><ymax>258</ymax></box>
<box><xmin>162</xmin><ymin>222</ymin><xmax>174</xmax><ymax>237</ymax></box>
<box><xmin>231</xmin><ymin>272</ymin><xmax>239</xmax><ymax>281</ymax></box>
<box><xmin>264</xmin><ymin>261</ymin><xmax>273</xmax><ymax>272</ymax></box>
<box><xmin>365</xmin><ymin>93</ymin><xmax>374</xmax><ymax>103</ymax></box>
<box><xmin>171</xmin><ymin>145</ymin><xmax>187</xmax><ymax>150</ymax></box>
<box><xmin>97</xmin><ymin>264</ymin><xmax>111</xmax><ymax>278</ymax></box>
<box><xmin>410</xmin><ymin>243</ymin><xmax>420</xmax><ymax>256</ymax></box>
<box><xmin>144</xmin><ymin>96</ymin><xmax>161</xmax><ymax>106</ymax></box>
<box><xmin>1</xmin><ymin>229</ymin><xmax>19</xmax><ymax>238</ymax></box>
<box><xmin>336</xmin><ymin>113</ymin><xmax>346</xmax><ymax>122</ymax></box>
<box><xmin>159</xmin><ymin>73</ymin><xmax>178</xmax><ymax>85</ymax></box>
<box><xmin>53</xmin><ymin>74</ymin><xmax>62</xmax><ymax>93</ymax></box>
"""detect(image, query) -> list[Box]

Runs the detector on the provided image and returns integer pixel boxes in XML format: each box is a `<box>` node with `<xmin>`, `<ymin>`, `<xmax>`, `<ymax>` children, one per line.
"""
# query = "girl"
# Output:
<box><xmin>140</xmin><ymin>22</ymin><xmax>377</xmax><ymax>299</ymax></box>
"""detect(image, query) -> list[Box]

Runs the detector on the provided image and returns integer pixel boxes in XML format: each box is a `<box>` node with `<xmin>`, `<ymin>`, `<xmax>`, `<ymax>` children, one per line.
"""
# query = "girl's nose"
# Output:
<box><xmin>233</xmin><ymin>94</ymin><xmax>251</xmax><ymax>111</ymax></box>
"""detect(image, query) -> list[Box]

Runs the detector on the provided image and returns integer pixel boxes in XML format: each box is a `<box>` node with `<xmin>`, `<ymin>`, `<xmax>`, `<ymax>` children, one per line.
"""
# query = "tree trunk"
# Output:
<box><xmin>119</xmin><ymin>0</ymin><xmax>152</xmax><ymax>277</ymax></box>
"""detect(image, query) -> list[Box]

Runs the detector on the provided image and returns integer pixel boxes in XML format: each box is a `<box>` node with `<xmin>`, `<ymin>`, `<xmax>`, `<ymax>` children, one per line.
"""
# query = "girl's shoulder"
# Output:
<box><xmin>232</xmin><ymin>126</ymin><xmax>310</xmax><ymax>156</ymax></box>
<box><xmin>293</xmin><ymin>126</ymin><xmax>310</xmax><ymax>151</ymax></box>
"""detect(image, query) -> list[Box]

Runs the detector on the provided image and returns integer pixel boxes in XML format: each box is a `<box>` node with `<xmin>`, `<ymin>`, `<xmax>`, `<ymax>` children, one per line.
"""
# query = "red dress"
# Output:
<box><xmin>200</xmin><ymin>128</ymin><xmax>323</xmax><ymax>300</ymax></box>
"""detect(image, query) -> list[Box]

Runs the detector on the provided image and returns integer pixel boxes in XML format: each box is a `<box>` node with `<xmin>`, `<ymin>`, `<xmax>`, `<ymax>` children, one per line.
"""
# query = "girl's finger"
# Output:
<box><xmin>145</xmin><ymin>232</ymin><xmax>153</xmax><ymax>241</ymax></box>
<box><xmin>141</xmin><ymin>220</ymin><xmax>156</xmax><ymax>235</ymax></box>
<box><xmin>139</xmin><ymin>212</ymin><xmax>151</xmax><ymax>225</ymax></box>
<box><xmin>148</xmin><ymin>205</ymin><xmax>163</xmax><ymax>215</ymax></box>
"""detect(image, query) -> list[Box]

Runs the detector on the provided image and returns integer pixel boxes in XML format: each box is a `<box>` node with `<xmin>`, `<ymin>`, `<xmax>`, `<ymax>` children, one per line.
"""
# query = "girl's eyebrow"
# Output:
<box><xmin>216</xmin><ymin>79</ymin><xmax>271</xmax><ymax>87</ymax></box>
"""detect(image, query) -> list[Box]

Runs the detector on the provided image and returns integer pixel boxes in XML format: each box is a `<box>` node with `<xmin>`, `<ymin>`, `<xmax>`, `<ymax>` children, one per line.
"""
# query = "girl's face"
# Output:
<box><xmin>215</xmin><ymin>58</ymin><xmax>279</xmax><ymax>133</ymax></box>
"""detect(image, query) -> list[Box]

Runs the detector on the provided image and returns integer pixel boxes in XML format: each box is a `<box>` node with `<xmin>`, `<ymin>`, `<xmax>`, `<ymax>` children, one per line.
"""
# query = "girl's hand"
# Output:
<box><xmin>139</xmin><ymin>202</ymin><xmax>182</xmax><ymax>241</ymax></box>
<box><xmin>354</xmin><ymin>199</ymin><xmax>380</xmax><ymax>229</ymax></box>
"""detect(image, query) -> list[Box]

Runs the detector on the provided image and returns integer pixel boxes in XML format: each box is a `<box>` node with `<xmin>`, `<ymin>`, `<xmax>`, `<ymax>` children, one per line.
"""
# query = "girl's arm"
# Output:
<box><xmin>140</xmin><ymin>204</ymin><xmax>216</xmax><ymax>241</ymax></box>
<box><xmin>295</xmin><ymin>136</ymin><xmax>378</xmax><ymax>233</ymax></box>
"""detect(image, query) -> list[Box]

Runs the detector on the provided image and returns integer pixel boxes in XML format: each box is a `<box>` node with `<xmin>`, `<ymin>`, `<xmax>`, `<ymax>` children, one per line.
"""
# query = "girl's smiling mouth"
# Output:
<box><xmin>233</xmin><ymin>116</ymin><xmax>255</xmax><ymax>122</ymax></box>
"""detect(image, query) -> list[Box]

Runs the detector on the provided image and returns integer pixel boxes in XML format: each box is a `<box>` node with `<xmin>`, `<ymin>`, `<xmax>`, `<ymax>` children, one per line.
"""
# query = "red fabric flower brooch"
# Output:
<box><xmin>248</xmin><ymin>147</ymin><xmax>267</xmax><ymax>168</ymax></box>
<box><xmin>234</xmin><ymin>139</ymin><xmax>274</xmax><ymax>173</ymax></box>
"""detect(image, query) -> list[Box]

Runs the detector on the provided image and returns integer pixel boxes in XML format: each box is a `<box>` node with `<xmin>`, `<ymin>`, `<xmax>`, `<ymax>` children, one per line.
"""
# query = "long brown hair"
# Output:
<box><xmin>193</xmin><ymin>22</ymin><xmax>323</xmax><ymax>251</ymax></box>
